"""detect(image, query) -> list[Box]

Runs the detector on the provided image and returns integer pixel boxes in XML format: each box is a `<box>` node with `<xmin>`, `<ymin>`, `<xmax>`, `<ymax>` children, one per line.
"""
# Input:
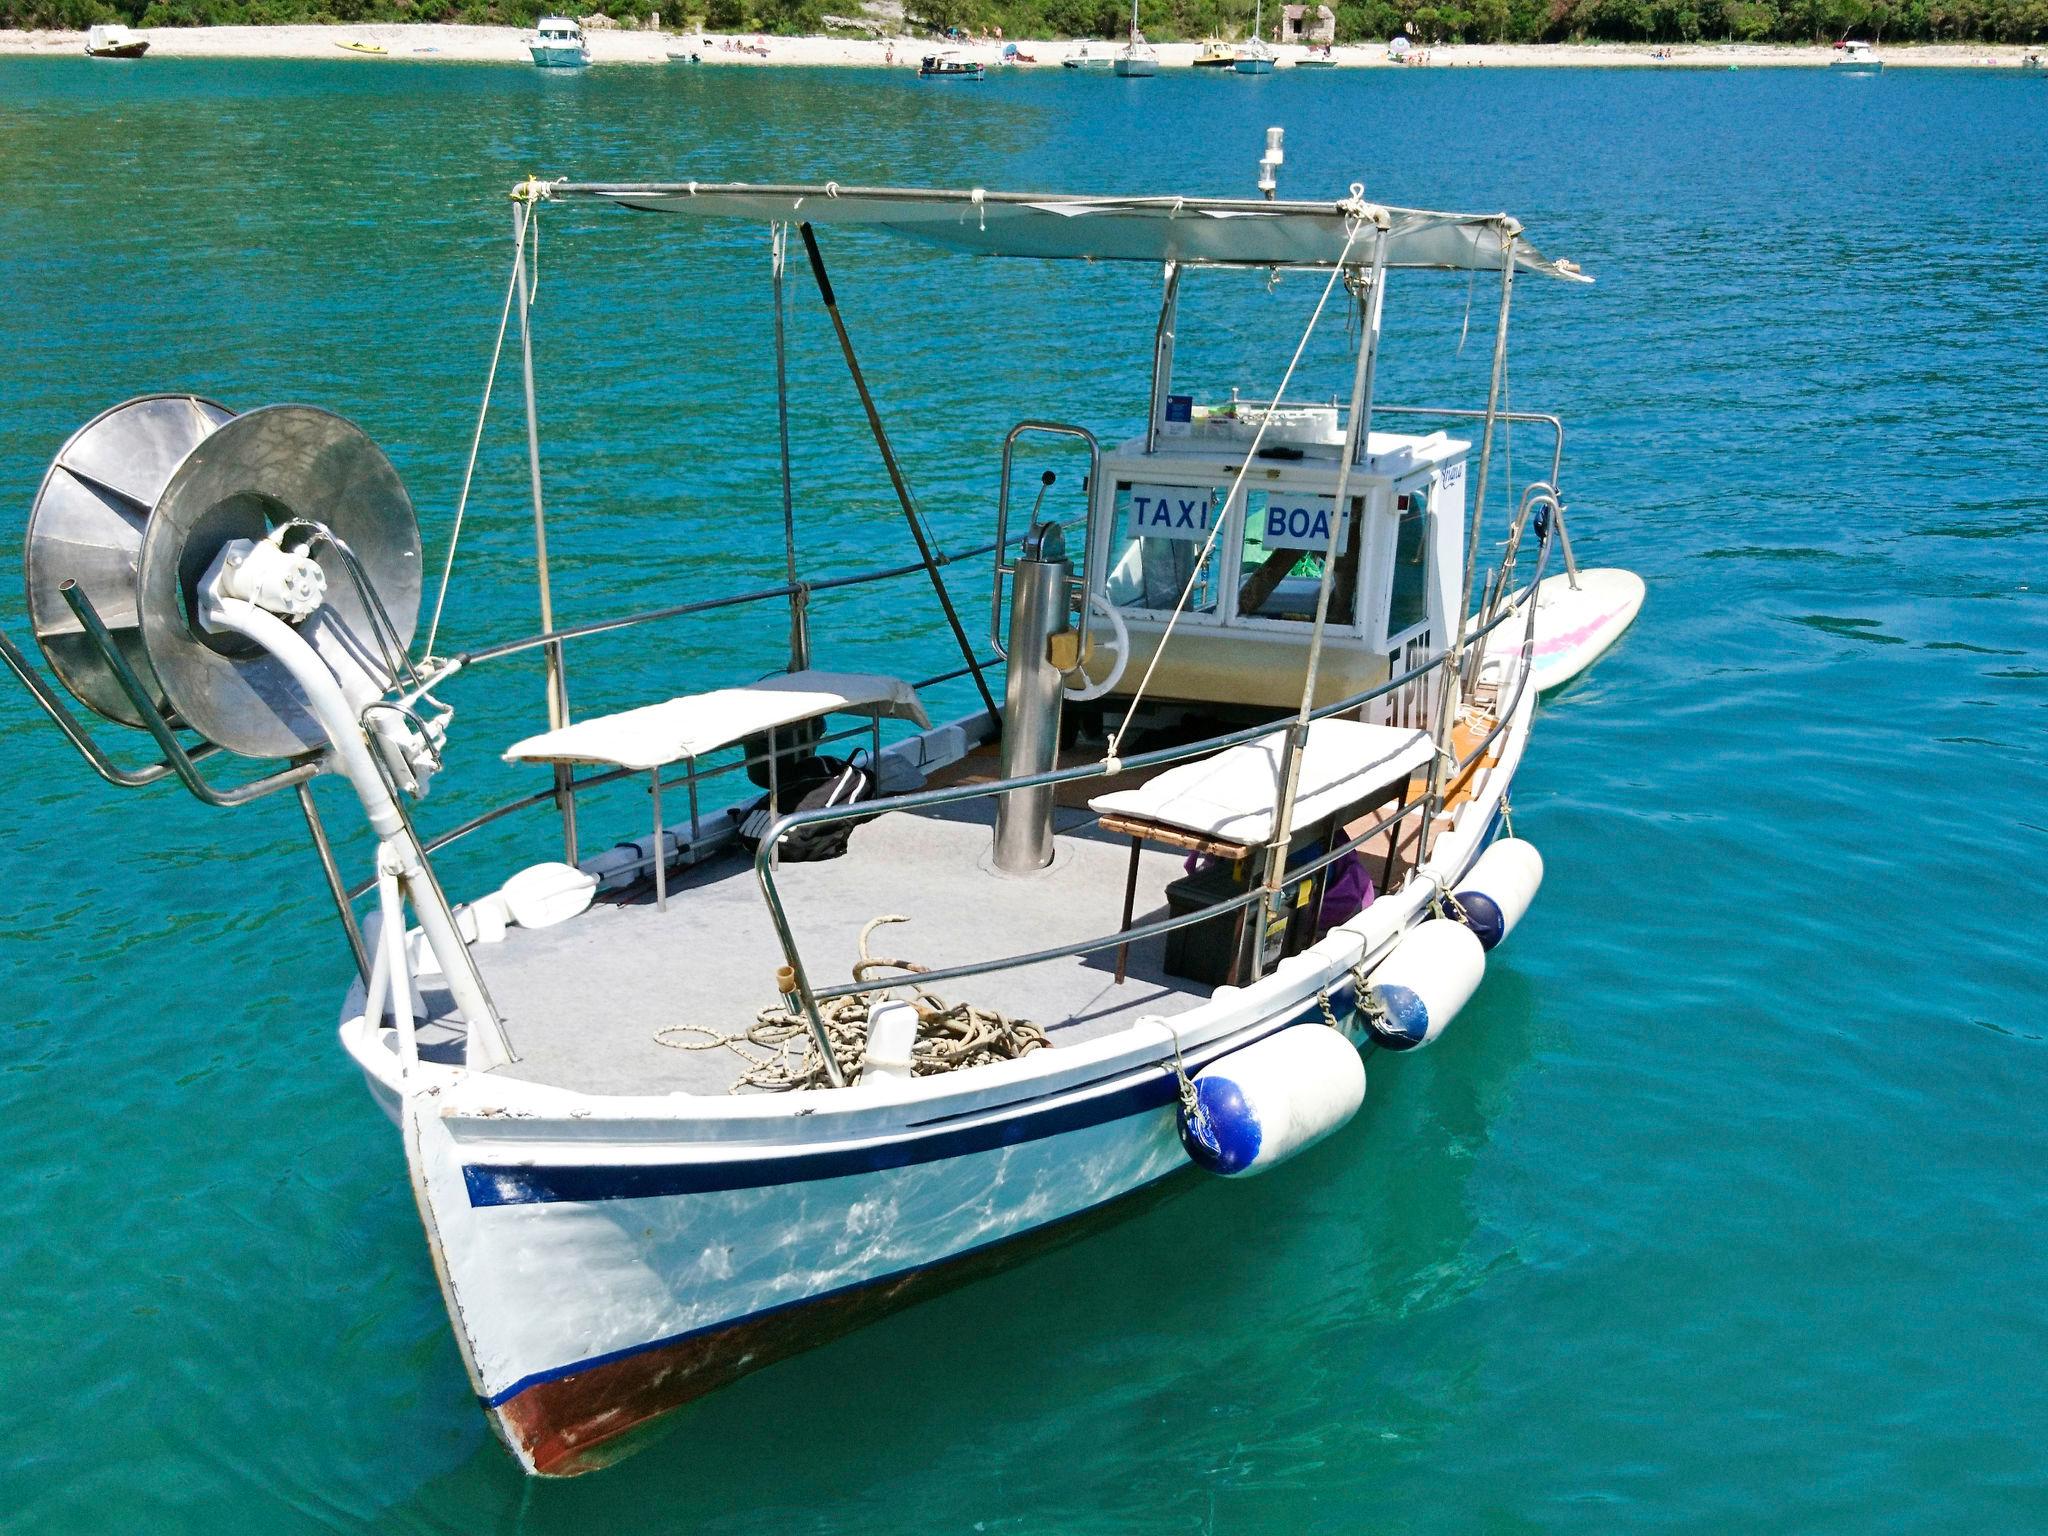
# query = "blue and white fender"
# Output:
<box><xmin>1450</xmin><ymin>837</ymin><xmax>1544</xmax><ymax>951</ymax></box>
<box><xmin>1365</xmin><ymin>918</ymin><xmax>1486</xmax><ymax>1051</ymax></box>
<box><xmin>1178</xmin><ymin>1023</ymin><xmax>1366</xmax><ymax>1176</ymax></box>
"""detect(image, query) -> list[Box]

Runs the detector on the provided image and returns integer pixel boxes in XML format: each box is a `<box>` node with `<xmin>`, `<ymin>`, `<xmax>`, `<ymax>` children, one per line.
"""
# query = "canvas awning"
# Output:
<box><xmin>534</xmin><ymin>181</ymin><xmax>1591</xmax><ymax>281</ymax></box>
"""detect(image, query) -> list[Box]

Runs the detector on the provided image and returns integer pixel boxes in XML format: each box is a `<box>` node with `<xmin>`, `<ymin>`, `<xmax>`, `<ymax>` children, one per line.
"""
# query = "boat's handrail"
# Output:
<box><xmin>751</xmin><ymin>536</ymin><xmax>1550</xmax><ymax>1045</ymax></box>
<box><xmin>347</xmin><ymin>653</ymin><xmax>997</xmax><ymax>896</ymax></box>
<box><xmin>451</xmin><ymin>533</ymin><xmax>1018</xmax><ymax>669</ymax></box>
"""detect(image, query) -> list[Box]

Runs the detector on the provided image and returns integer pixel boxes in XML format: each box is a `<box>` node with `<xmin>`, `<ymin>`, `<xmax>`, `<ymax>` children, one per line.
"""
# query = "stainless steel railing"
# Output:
<box><xmin>749</xmin><ymin>526</ymin><xmax>1553</xmax><ymax>1058</ymax></box>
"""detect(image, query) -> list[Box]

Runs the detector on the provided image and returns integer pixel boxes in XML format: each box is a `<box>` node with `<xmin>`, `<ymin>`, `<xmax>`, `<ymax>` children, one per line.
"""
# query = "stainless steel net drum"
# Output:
<box><xmin>24</xmin><ymin>396</ymin><xmax>423</xmax><ymax>759</ymax></box>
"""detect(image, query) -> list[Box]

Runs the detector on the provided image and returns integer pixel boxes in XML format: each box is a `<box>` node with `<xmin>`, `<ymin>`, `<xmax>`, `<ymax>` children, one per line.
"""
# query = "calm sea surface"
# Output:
<box><xmin>1</xmin><ymin>56</ymin><xmax>2044</xmax><ymax>1533</ymax></box>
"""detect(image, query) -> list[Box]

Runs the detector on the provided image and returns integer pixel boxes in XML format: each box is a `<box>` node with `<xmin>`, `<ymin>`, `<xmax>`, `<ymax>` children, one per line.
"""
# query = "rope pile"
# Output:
<box><xmin>656</xmin><ymin>916</ymin><xmax>1049</xmax><ymax>1093</ymax></box>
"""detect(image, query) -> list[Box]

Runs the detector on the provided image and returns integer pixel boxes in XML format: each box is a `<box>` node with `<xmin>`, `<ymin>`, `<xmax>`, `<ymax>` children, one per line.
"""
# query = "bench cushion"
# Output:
<box><xmin>503</xmin><ymin>670</ymin><xmax>929</xmax><ymax>771</ymax></box>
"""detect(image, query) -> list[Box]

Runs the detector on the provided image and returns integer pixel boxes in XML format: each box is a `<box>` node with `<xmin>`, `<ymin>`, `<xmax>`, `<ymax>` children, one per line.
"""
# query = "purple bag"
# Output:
<box><xmin>1317</xmin><ymin>849</ymin><xmax>1375</xmax><ymax>930</ymax></box>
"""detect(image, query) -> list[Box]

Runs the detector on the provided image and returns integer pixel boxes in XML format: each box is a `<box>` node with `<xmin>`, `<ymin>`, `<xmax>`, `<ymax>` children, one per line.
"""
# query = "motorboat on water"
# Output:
<box><xmin>1063</xmin><ymin>44</ymin><xmax>1112</xmax><ymax>68</ymax></box>
<box><xmin>1234</xmin><ymin>0</ymin><xmax>1276</xmax><ymax>72</ymax></box>
<box><xmin>529</xmin><ymin>16</ymin><xmax>590</xmax><ymax>67</ymax></box>
<box><xmin>1297</xmin><ymin>42</ymin><xmax>1338</xmax><ymax>66</ymax></box>
<box><xmin>1193</xmin><ymin>38</ymin><xmax>1237</xmax><ymax>67</ymax></box>
<box><xmin>3</xmin><ymin>140</ymin><xmax>1642</xmax><ymax>1478</ymax></box>
<box><xmin>1831</xmin><ymin>38</ymin><xmax>1881</xmax><ymax>71</ymax></box>
<box><xmin>918</xmin><ymin>51</ymin><xmax>985</xmax><ymax>77</ymax></box>
<box><xmin>1114</xmin><ymin>0</ymin><xmax>1157</xmax><ymax>74</ymax></box>
<box><xmin>84</xmin><ymin>23</ymin><xmax>148</xmax><ymax>57</ymax></box>
<box><xmin>2021</xmin><ymin>48</ymin><xmax>2042</xmax><ymax>69</ymax></box>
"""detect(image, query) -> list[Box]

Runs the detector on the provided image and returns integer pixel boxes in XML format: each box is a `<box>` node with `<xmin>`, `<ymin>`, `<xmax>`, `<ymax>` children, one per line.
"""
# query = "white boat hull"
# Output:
<box><xmin>345</xmin><ymin>684</ymin><xmax>1536</xmax><ymax>1473</ymax></box>
<box><xmin>530</xmin><ymin>43</ymin><xmax>590</xmax><ymax>67</ymax></box>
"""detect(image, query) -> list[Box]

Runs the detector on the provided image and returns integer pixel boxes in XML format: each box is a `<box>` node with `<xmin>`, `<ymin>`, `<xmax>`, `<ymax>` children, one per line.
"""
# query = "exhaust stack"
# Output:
<box><xmin>992</xmin><ymin>520</ymin><xmax>1072</xmax><ymax>872</ymax></box>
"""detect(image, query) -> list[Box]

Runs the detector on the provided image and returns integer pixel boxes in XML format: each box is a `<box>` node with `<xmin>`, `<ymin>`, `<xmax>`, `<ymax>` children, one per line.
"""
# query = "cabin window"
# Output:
<box><xmin>1384</xmin><ymin>488</ymin><xmax>1432</xmax><ymax>644</ymax></box>
<box><xmin>1236</xmin><ymin>491</ymin><xmax>1362</xmax><ymax>625</ymax></box>
<box><xmin>1104</xmin><ymin>482</ymin><xmax>1222</xmax><ymax>614</ymax></box>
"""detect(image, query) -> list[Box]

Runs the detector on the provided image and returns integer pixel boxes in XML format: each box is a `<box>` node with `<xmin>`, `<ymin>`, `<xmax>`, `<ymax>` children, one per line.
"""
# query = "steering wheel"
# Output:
<box><xmin>1063</xmin><ymin>592</ymin><xmax>1130</xmax><ymax>703</ymax></box>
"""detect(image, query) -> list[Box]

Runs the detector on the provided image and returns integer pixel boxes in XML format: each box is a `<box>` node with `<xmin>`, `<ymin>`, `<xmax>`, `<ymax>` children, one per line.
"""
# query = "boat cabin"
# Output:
<box><xmin>1084</xmin><ymin>407</ymin><xmax>1465</xmax><ymax>718</ymax></box>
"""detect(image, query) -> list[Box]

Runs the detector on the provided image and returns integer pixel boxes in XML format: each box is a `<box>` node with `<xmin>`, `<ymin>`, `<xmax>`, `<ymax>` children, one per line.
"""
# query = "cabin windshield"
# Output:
<box><xmin>1236</xmin><ymin>491</ymin><xmax>1363</xmax><ymax>626</ymax></box>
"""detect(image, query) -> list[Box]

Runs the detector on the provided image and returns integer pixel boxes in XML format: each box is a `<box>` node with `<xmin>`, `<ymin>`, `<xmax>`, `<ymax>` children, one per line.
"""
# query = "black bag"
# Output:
<box><xmin>732</xmin><ymin>754</ymin><xmax>878</xmax><ymax>863</ymax></box>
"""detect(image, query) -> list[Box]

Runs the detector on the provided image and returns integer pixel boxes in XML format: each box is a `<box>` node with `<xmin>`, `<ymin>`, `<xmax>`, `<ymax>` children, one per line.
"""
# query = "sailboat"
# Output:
<box><xmin>1234</xmin><ymin>0</ymin><xmax>1276</xmax><ymax>72</ymax></box>
<box><xmin>1114</xmin><ymin>0</ymin><xmax>1157</xmax><ymax>75</ymax></box>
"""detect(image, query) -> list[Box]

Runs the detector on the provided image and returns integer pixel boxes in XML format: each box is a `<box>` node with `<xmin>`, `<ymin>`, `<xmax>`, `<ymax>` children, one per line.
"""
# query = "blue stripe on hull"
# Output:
<box><xmin>463</xmin><ymin>990</ymin><xmax>1343</xmax><ymax>1207</ymax></box>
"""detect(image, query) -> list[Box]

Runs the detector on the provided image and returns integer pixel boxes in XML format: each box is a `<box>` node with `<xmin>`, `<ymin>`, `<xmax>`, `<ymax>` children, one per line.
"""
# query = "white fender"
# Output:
<box><xmin>1178</xmin><ymin>1023</ymin><xmax>1366</xmax><ymax>1176</ymax></box>
<box><xmin>1452</xmin><ymin>838</ymin><xmax>1543</xmax><ymax>951</ymax></box>
<box><xmin>1365</xmin><ymin>917</ymin><xmax>1486</xmax><ymax>1051</ymax></box>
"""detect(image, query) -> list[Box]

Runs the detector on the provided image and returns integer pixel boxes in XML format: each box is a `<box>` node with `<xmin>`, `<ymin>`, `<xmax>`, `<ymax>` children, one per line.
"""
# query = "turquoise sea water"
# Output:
<box><xmin>2</xmin><ymin>56</ymin><xmax>2045</xmax><ymax>1532</ymax></box>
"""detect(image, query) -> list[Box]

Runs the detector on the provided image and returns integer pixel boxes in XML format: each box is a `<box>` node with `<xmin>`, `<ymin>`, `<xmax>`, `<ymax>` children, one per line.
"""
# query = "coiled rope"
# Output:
<box><xmin>656</xmin><ymin>915</ymin><xmax>1049</xmax><ymax>1093</ymax></box>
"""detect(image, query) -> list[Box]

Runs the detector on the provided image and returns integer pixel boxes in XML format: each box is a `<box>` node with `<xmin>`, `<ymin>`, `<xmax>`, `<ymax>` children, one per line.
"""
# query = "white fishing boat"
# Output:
<box><xmin>3</xmin><ymin>139</ymin><xmax>1639</xmax><ymax>1478</ymax></box>
<box><xmin>529</xmin><ymin>15</ymin><xmax>590</xmax><ymax>67</ymax></box>
<box><xmin>84</xmin><ymin>23</ymin><xmax>148</xmax><ymax>57</ymax></box>
<box><xmin>1114</xmin><ymin>0</ymin><xmax>1157</xmax><ymax>74</ymax></box>
<box><xmin>1831</xmin><ymin>38</ymin><xmax>1882</xmax><ymax>72</ymax></box>
<box><xmin>1063</xmin><ymin>43</ymin><xmax>1112</xmax><ymax>68</ymax></box>
<box><xmin>1234</xmin><ymin>0</ymin><xmax>1276</xmax><ymax>72</ymax></box>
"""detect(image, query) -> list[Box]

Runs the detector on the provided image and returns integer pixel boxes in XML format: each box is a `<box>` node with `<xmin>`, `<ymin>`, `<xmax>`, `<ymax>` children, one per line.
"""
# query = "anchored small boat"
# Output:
<box><xmin>529</xmin><ymin>15</ymin><xmax>590</xmax><ymax>67</ymax></box>
<box><xmin>1193</xmin><ymin>38</ymin><xmax>1237</xmax><ymax>67</ymax></box>
<box><xmin>2022</xmin><ymin>48</ymin><xmax>2042</xmax><ymax>70</ymax></box>
<box><xmin>1063</xmin><ymin>44</ymin><xmax>1111</xmax><ymax>68</ymax></box>
<box><xmin>1297</xmin><ymin>43</ymin><xmax>1338</xmax><ymax>66</ymax></box>
<box><xmin>4</xmin><ymin>137</ymin><xmax>1638</xmax><ymax>1479</ymax></box>
<box><xmin>1831</xmin><ymin>38</ymin><xmax>1882</xmax><ymax>72</ymax></box>
<box><xmin>1234</xmin><ymin>0</ymin><xmax>1276</xmax><ymax>72</ymax></box>
<box><xmin>1114</xmin><ymin>0</ymin><xmax>1157</xmax><ymax>75</ymax></box>
<box><xmin>84</xmin><ymin>23</ymin><xmax>148</xmax><ymax>57</ymax></box>
<box><xmin>918</xmin><ymin>51</ymin><xmax>985</xmax><ymax>78</ymax></box>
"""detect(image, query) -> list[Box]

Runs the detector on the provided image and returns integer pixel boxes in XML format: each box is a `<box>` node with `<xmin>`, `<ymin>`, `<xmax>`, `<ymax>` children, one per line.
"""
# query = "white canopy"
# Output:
<box><xmin>535</xmin><ymin>181</ymin><xmax>1590</xmax><ymax>281</ymax></box>
<box><xmin>1090</xmin><ymin>719</ymin><xmax>1433</xmax><ymax>847</ymax></box>
<box><xmin>503</xmin><ymin>670</ymin><xmax>929</xmax><ymax>772</ymax></box>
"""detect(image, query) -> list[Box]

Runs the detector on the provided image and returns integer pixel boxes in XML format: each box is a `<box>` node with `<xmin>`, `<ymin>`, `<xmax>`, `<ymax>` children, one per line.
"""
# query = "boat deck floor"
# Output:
<box><xmin>467</xmin><ymin>797</ymin><xmax>1211</xmax><ymax>1097</ymax></box>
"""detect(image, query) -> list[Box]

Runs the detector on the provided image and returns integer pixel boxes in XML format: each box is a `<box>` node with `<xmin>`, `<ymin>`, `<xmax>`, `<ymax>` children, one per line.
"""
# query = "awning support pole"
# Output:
<box><xmin>797</xmin><ymin>223</ymin><xmax>1000</xmax><ymax>721</ymax></box>
<box><xmin>1422</xmin><ymin>237</ymin><xmax>1517</xmax><ymax>862</ymax></box>
<box><xmin>1253</xmin><ymin>231</ymin><xmax>1390</xmax><ymax>976</ymax></box>
<box><xmin>512</xmin><ymin>195</ymin><xmax>578</xmax><ymax>864</ymax></box>
<box><xmin>1145</xmin><ymin>261</ymin><xmax>1182</xmax><ymax>453</ymax></box>
<box><xmin>772</xmin><ymin>222</ymin><xmax>809</xmax><ymax>671</ymax></box>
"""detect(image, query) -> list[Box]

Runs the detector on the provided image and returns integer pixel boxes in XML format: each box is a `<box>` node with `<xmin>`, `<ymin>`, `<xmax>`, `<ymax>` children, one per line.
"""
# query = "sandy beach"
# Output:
<box><xmin>1</xmin><ymin>24</ymin><xmax>2036</xmax><ymax>68</ymax></box>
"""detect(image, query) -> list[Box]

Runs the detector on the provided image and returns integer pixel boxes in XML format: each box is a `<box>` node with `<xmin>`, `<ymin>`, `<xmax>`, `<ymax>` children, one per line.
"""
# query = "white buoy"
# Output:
<box><xmin>1452</xmin><ymin>838</ymin><xmax>1544</xmax><ymax>951</ymax></box>
<box><xmin>1365</xmin><ymin>918</ymin><xmax>1486</xmax><ymax>1051</ymax></box>
<box><xmin>1177</xmin><ymin>1023</ymin><xmax>1366</xmax><ymax>1176</ymax></box>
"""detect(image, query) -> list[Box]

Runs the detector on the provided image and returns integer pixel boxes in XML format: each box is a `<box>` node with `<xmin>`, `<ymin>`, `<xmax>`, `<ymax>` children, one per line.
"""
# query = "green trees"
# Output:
<box><xmin>3</xmin><ymin>0</ymin><xmax>2039</xmax><ymax>42</ymax></box>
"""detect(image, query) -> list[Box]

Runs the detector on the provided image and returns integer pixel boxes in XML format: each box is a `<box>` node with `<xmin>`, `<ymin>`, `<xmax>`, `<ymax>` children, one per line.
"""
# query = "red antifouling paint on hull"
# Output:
<box><xmin>491</xmin><ymin>1172</ymin><xmax>1187</xmax><ymax>1476</ymax></box>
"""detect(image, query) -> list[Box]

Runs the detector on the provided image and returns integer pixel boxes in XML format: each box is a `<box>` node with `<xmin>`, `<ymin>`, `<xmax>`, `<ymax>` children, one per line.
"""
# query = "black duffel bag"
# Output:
<box><xmin>732</xmin><ymin>754</ymin><xmax>878</xmax><ymax>863</ymax></box>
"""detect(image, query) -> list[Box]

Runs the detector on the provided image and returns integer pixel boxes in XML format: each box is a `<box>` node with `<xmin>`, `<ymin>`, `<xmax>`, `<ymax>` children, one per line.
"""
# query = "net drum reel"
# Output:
<box><xmin>22</xmin><ymin>394</ymin><xmax>428</xmax><ymax>771</ymax></box>
<box><xmin>5</xmin><ymin>394</ymin><xmax>513</xmax><ymax>1069</ymax></box>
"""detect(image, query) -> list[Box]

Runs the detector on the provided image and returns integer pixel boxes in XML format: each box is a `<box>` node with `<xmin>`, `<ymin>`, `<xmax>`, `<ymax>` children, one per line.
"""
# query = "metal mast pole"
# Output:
<box><xmin>1253</xmin><ymin>227</ymin><xmax>1390</xmax><ymax>975</ymax></box>
<box><xmin>1421</xmin><ymin>235</ymin><xmax>1517</xmax><ymax>861</ymax></box>
<box><xmin>512</xmin><ymin>189</ymin><xmax>578</xmax><ymax>863</ymax></box>
<box><xmin>797</xmin><ymin>223</ymin><xmax>1000</xmax><ymax>720</ymax></box>
<box><xmin>772</xmin><ymin>222</ymin><xmax>809</xmax><ymax>671</ymax></box>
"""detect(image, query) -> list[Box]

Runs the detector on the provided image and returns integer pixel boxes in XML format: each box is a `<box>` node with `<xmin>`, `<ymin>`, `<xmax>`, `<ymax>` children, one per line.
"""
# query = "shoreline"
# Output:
<box><xmin>2</xmin><ymin>25</ymin><xmax>2037</xmax><ymax>67</ymax></box>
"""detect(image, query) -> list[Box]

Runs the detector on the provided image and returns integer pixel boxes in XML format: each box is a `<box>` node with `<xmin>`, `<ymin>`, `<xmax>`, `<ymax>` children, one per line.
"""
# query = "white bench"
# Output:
<box><xmin>1087</xmin><ymin>718</ymin><xmax>1433</xmax><ymax>982</ymax></box>
<box><xmin>504</xmin><ymin>670</ymin><xmax>929</xmax><ymax>908</ymax></box>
